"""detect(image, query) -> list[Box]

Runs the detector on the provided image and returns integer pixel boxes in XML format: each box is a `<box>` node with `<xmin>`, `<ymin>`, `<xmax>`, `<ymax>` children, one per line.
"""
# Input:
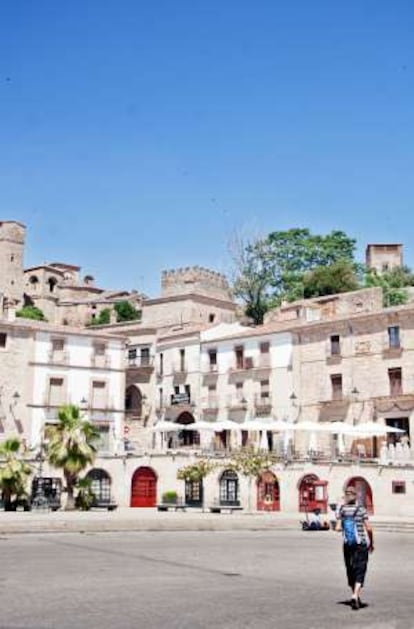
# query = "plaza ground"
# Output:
<box><xmin>1</xmin><ymin>529</ymin><xmax>413</xmax><ymax>629</ymax></box>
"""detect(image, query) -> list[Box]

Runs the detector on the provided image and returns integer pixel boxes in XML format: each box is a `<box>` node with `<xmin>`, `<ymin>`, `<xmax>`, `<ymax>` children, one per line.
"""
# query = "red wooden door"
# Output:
<box><xmin>257</xmin><ymin>471</ymin><xmax>280</xmax><ymax>511</ymax></box>
<box><xmin>130</xmin><ymin>467</ymin><xmax>157</xmax><ymax>508</ymax></box>
<box><xmin>347</xmin><ymin>477</ymin><xmax>374</xmax><ymax>514</ymax></box>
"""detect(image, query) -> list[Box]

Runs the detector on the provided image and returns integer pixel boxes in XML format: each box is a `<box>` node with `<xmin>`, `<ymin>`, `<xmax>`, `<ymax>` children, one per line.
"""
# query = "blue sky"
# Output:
<box><xmin>1</xmin><ymin>1</ymin><xmax>414</xmax><ymax>296</ymax></box>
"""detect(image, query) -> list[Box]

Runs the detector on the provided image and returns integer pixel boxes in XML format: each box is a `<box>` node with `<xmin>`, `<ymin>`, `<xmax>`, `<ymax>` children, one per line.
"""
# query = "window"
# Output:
<box><xmin>388</xmin><ymin>326</ymin><xmax>400</xmax><ymax>349</ymax></box>
<box><xmin>330</xmin><ymin>335</ymin><xmax>341</xmax><ymax>356</ymax></box>
<box><xmin>140</xmin><ymin>347</ymin><xmax>150</xmax><ymax>366</ymax></box>
<box><xmin>159</xmin><ymin>388</ymin><xmax>163</xmax><ymax>408</ymax></box>
<box><xmin>260</xmin><ymin>342</ymin><xmax>270</xmax><ymax>354</ymax></box>
<box><xmin>128</xmin><ymin>348</ymin><xmax>137</xmax><ymax>363</ymax></box>
<box><xmin>52</xmin><ymin>338</ymin><xmax>65</xmax><ymax>352</ymax></box>
<box><xmin>0</xmin><ymin>333</ymin><xmax>6</xmax><ymax>348</ymax></box>
<box><xmin>91</xmin><ymin>381</ymin><xmax>107</xmax><ymax>409</ymax></box>
<box><xmin>330</xmin><ymin>374</ymin><xmax>343</xmax><ymax>401</ymax></box>
<box><xmin>260</xmin><ymin>379</ymin><xmax>270</xmax><ymax>399</ymax></box>
<box><xmin>96</xmin><ymin>426</ymin><xmax>110</xmax><ymax>452</ymax></box>
<box><xmin>209</xmin><ymin>313</ymin><xmax>216</xmax><ymax>323</ymax></box>
<box><xmin>179</xmin><ymin>348</ymin><xmax>185</xmax><ymax>372</ymax></box>
<box><xmin>235</xmin><ymin>382</ymin><xmax>244</xmax><ymax>400</ymax></box>
<box><xmin>48</xmin><ymin>378</ymin><xmax>64</xmax><ymax>406</ymax></box>
<box><xmin>159</xmin><ymin>353</ymin><xmax>164</xmax><ymax>376</ymax></box>
<box><xmin>208</xmin><ymin>349</ymin><xmax>217</xmax><ymax>370</ymax></box>
<box><xmin>220</xmin><ymin>470</ymin><xmax>239</xmax><ymax>505</ymax></box>
<box><xmin>235</xmin><ymin>345</ymin><xmax>244</xmax><ymax>369</ymax></box>
<box><xmin>184</xmin><ymin>384</ymin><xmax>191</xmax><ymax>403</ymax></box>
<box><xmin>388</xmin><ymin>368</ymin><xmax>402</xmax><ymax>396</ymax></box>
<box><xmin>392</xmin><ymin>481</ymin><xmax>406</xmax><ymax>494</ymax></box>
<box><xmin>94</xmin><ymin>343</ymin><xmax>106</xmax><ymax>356</ymax></box>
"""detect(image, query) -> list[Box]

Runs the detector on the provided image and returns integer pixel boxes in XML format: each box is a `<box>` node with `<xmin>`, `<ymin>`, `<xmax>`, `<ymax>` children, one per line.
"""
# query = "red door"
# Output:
<box><xmin>130</xmin><ymin>467</ymin><xmax>157</xmax><ymax>507</ymax></box>
<box><xmin>257</xmin><ymin>471</ymin><xmax>280</xmax><ymax>511</ymax></box>
<box><xmin>346</xmin><ymin>477</ymin><xmax>374</xmax><ymax>514</ymax></box>
<box><xmin>299</xmin><ymin>474</ymin><xmax>319</xmax><ymax>512</ymax></box>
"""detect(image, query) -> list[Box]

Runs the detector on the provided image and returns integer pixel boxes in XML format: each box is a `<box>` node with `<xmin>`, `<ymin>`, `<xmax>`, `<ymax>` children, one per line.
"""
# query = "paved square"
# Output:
<box><xmin>0</xmin><ymin>530</ymin><xmax>413</xmax><ymax>628</ymax></box>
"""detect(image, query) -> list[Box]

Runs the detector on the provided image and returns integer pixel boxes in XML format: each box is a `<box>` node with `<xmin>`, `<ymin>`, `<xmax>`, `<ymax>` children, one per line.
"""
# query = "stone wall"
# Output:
<box><xmin>161</xmin><ymin>266</ymin><xmax>233</xmax><ymax>301</ymax></box>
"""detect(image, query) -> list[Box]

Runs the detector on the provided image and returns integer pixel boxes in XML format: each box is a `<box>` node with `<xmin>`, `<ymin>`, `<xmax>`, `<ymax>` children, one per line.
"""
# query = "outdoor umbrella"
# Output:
<box><xmin>352</xmin><ymin>422</ymin><xmax>406</xmax><ymax>436</ymax></box>
<box><xmin>212</xmin><ymin>419</ymin><xmax>242</xmax><ymax>432</ymax></box>
<box><xmin>151</xmin><ymin>421</ymin><xmax>183</xmax><ymax>432</ymax></box>
<box><xmin>259</xmin><ymin>429</ymin><xmax>269</xmax><ymax>451</ymax></box>
<box><xmin>180</xmin><ymin>421</ymin><xmax>216</xmax><ymax>431</ymax></box>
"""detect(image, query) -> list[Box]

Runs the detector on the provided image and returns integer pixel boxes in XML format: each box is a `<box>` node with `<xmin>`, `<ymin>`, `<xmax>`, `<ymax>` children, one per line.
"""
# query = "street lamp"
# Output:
<box><xmin>32</xmin><ymin>435</ymin><xmax>48</xmax><ymax>510</ymax></box>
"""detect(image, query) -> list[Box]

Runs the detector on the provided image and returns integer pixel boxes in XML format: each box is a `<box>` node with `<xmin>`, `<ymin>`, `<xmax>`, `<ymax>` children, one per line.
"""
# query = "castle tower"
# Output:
<box><xmin>0</xmin><ymin>221</ymin><xmax>26</xmax><ymax>305</ymax></box>
<box><xmin>365</xmin><ymin>244</ymin><xmax>403</xmax><ymax>273</ymax></box>
<box><xmin>161</xmin><ymin>266</ymin><xmax>233</xmax><ymax>301</ymax></box>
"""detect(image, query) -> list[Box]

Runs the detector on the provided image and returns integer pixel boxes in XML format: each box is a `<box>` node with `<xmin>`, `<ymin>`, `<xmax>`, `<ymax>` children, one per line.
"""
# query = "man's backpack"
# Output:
<box><xmin>341</xmin><ymin>506</ymin><xmax>360</xmax><ymax>545</ymax></box>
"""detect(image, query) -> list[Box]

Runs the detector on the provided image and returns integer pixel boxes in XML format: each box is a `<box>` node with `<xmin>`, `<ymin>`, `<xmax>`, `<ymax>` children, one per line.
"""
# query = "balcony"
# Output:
<box><xmin>172</xmin><ymin>363</ymin><xmax>188</xmax><ymax>383</ymax></box>
<box><xmin>382</xmin><ymin>343</ymin><xmax>403</xmax><ymax>359</ymax></box>
<box><xmin>126</xmin><ymin>356</ymin><xmax>155</xmax><ymax>384</ymax></box>
<box><xmin>201</xmin><ymin>395</ymin><xmax>220</xmax><ymax>417</ymax></box>
<box><xmin>227</xmin><ymin>394</ymin><xmax>248</xmax><ymax>411</ymax></box>
<box><xmin>91</xmin><ymin>354</ymin><xmax>111</xmax><ymax>369</ymax></box>
<box><xmin>254</xmin><ymin>395</ymin><xmax>272</xmax><ymax>416</ymax></box>
<box><xmin>373</xmin><ymin>393</ymin><xmax>414</xmax><ymax>413</ymax></box>
<box><xmin>318</xmin><ymin>398</ymin><xmax>350</xmax><ymax>422</ymax></box>
<box><xmin>202</xmin><ymin>363</ymin><xmax>219</xmax><ymax>383</ymax></box>
<box><xmin>47</xmin><ymin>350</ymin><xmax>69</xmax><ymax>365</ymax></box>
<box><xmin>228</xmin><ymin>357</ymin><xmax>254</xmax><ymax>380</ymax></box>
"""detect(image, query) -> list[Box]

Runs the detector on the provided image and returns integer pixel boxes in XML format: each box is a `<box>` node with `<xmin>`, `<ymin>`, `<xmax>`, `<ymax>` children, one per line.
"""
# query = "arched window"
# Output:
<box><xmin>220</xmin><ymin>469</ymin><xmax>239</xmax><ymax>506</ymax></box>
<box><xmin>48</xmin><ymin>277</ymin><xmax>58</xmax><ymax>293</ymax></box>
<box><xmin>86</xmin><ymin>468</ymin><xmax>111</xmax><ymax>504</ymax></box>
<box><xmin>29</xmin><ymin>275</ymin><xmax>39</xmax><ymax>291</ymax></box>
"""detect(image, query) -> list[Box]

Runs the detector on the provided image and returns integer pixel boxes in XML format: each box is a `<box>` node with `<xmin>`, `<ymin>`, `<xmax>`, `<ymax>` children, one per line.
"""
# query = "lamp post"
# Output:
<box><xmin>32</xmin><ymin>435</ymin><xmax>48</xmax><ymax>510</ymax></box>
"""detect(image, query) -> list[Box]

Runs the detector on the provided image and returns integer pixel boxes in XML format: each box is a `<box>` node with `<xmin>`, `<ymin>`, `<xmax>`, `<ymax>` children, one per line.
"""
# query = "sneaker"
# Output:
<box><xmin>351</xmin><ymin>598</ymin><xmax>359</xmax><ymax>610</ymax></box>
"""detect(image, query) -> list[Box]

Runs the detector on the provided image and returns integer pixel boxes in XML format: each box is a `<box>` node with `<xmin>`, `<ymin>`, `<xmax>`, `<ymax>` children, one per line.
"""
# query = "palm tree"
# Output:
<box><xmin>0</xmin><ymin>437</ymin><xmax>32</xmax><ymax>510</ymax></box>
<box><xmin>46</xmin><ymin>404</ymin><xmax>100</xmax><ymax>510</ymax></box>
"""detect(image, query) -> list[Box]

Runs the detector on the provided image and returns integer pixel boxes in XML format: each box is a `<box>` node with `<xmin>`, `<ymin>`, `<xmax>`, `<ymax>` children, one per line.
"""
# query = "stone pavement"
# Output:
<box><xmin>1</xmin><ymin>507</ymin><xmax>414</xmax><ymax>535</ymax></box>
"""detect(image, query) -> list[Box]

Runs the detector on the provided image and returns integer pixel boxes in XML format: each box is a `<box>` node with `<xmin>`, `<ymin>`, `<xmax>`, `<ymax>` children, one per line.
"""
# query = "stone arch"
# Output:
<box><xmin>125</xmin><ymin>384</ymin><xmax>143</xmax><ymax>420</ymax></box>
<box><xmin>219</xmin><ymin>469</ymin><xmax>239</xmax><ymax>505</ymax></box>
<box><xmin>175</xmin><ymin>412</ymin><xmax>198</xmax><ymax>447</ymax></box>
<box><xmin>48</xmin><ymin>277</ymin><xmax>58</xmax><ymax>293</ymax></box>
<box><xmin>344</xmin><ymin>476</ymin><xmax>374</xmax><ymax>514</ymax></box>
<box><xmin>257</xmin><ymin>471</ymin><xmax>280</xmax><ymax>511</ymax></box>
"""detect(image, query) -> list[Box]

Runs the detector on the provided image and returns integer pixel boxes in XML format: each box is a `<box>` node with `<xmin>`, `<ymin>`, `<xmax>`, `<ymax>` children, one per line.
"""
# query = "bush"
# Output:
<box><xmin>16</xmin><ymin>305</ymin><xmax>46</xmax><ymax>321</ymax></box>
<box><xmin>162</xmin><ymin>490</ymin><xmax>178</xmax><ymax>504</ymax></box>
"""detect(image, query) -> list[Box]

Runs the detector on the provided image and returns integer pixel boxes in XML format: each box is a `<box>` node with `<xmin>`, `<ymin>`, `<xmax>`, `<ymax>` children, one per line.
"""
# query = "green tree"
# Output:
<box><xmin>0</xmin><ymin>437</ymin><xmax>32</xmax><ymax>510</ymax></box>
<box><xmin>229</xmin><ymin>448</ymin><xmax>277</xmax><ymax>513</ymax></box>
<box><xmin>46</xmin><ymin>404</ymin><xmax>100</xmax><ymax>510</ymax></box>
<box><xmin>232</xmin><ymin>228</ymin><xmax>357</xmax><ymax>321</ymax></box>
<box><xmin>16</xmin><ymin>305</ymin><xmax>46</xmax><ymax>321</ymax></box>
<box><xmin>114</xmin><ymin>300</ymin><xmax>141</xmax><ymax>322</ymax></box>
<box><xmin>88</xmin><ymin>308</ymin><xmax>111</xmax><ymax>326</ymax></box>
<box><xmin>303</xmin><ymin>260</ymin><xmax>359</xmax><ymax>298</ymax></box>
<box><xmin>364</xmin><ymin>266</ymin><xmax>414</xmax><ymax>307</ymax></box>
<box><xmin>177</xmin><ymin>459</ymin><xmax>217</xmax><ymax>511</ymax></box>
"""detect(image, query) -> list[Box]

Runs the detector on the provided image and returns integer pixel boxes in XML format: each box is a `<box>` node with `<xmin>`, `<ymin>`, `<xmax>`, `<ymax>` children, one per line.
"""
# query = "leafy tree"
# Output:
<box><xmin>16</xmin><ymin>305</ymin><xmax>46</xmax><ymax>321</ymax></box>
<box><xmin>177</xmin><ymin>459</ymin><xmax>217</xmax><ymax>511</ymax></box>
<box><xmin>45</xmin><ymin>404</ymin><xmax>100</xmax><ymax>510</ymax></box>
<box><xmin>228</xmin><ymin>448</ymin><xmax>277</xmax><ymax>513</ymax></box>
<box><xmin>0</xmin><ymin>437</ymin><xmax>32</xmax><ymax>510</ymax></box>
<box><xmin>114</xmin><ymin>300</ymin><xmax>141</xmax><ymax>322</ymax></box>
<box><xmin>74</xmin><ymin>476</ymin><xmax>96</xmax><ymax>511</ymax></box>
<box><xmin>232</xmin><ymin>228</ymin><xmax>357</xmax><ymax>321</ymax></box>
<box><xmin>303</xmin><ymin>260</ymin><xmax>359</xmax><ymax>298</ymax></box>
<box><xmin>364</xmin><ymin>266</ymin><xmax>414</xmax><ymax>307</ymax></box>
<box><xmin>88</xmin><ymin>308</ymin><xmax>111</xmax><ymax>326</ymax></box>
<box><xmin>232</xmin><ymin>238</ymin><xmax>274</xmax><ymax>324</ymax></box>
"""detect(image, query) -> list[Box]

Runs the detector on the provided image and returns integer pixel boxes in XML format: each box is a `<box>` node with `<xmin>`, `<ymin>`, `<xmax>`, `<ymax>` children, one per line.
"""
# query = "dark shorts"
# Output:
<box><xmin>343</xmin><ymin>543</ymin><xmax>369</xmax><ymax>588</ymax></box>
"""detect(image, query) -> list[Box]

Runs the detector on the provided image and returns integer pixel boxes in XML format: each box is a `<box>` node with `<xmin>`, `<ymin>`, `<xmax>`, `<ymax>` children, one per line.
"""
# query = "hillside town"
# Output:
<box><xmin>1</xmin><ymin>219</ymin><xmax>413</xmax><ymax>517</ymax></box>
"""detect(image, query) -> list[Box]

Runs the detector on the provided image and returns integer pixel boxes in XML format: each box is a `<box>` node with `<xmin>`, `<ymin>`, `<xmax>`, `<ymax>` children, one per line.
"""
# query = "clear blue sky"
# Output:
<box><xmin>1</xmin><ymin>1</ymin><xmax>414</xmax><ymax>296</ymax></box>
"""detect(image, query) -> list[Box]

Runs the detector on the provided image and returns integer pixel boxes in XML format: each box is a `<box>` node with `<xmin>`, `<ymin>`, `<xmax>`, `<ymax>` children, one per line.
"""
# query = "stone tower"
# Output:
<box><xmin>161</xmin><ymin>266</ymin><xmax>233</xmax><ymax>301</ymax></box>
<box><xmin>0</xmin><ymin>221</ymin><xmax>26</xmax><ymax>306</ymax></box>
<box><xmin>366</xmin><ymin>244</ymin><xmax>403</xmax><ymax>273</ymax></box>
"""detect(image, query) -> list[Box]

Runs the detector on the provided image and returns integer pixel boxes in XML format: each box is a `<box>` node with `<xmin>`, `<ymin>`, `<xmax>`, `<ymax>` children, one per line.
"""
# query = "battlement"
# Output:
<box><xmin>161</xmin><ymin>266</ymin><xmax>232</xmax><ymax>301</ymax></box>
<box><xmin>0</xmin><ymin>221</ymin><xmax>26</xmax><ymax>244</ymax></box>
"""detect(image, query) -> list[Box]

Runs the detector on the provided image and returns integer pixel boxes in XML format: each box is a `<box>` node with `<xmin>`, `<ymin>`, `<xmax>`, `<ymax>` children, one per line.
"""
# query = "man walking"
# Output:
<box><xmin>336</xmin><ymin>486</ymin><xmax>374</xmax><ymax>610</ymax></box>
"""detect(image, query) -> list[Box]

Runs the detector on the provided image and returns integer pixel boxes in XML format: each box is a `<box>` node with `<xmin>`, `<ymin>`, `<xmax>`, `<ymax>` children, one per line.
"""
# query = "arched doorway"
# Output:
<box><xmin>185</xmin><ymin>479</ymin><xmax>203</xmax><ymax>507</ymax></box>
<box><xmin>298</xmin><ymin>474</ymin><xmax>319</xmax><ymax>512</ymax></box>
<box><xmin>219</xmin><ymin>469</ymin><xmax>239</xmax><ymax>506</ymax></box>
<box><xmin>257</xmin><ymin>471</ymin><xmax>280</xmax><ymax>511</ymax></box>
<box><xmin>345</xmin><ymin>476</ymin><xmax>374</xmax><ymax>514</ymax></box>
<box><xmin>298</xmin><ymin>474</ymin><xmax>328</xmax><ymax>513</ymax></box>
<box><xmin>130</xmin><ymin>467</ymin><xmax>157</xmax><ymax>507</ymax></box>
<box><xmin>86</xmin><ymin>468</ymin><xmax>111</xmax><ymax>506</ymax></box>
<box><xmin>125</xmin><ymin>385</ymin><xmax>143</xmax><ymax>420</ymax></box>
<box><xmin>176</xmin><ymin>412</ymin><xmax>199</xmax><ymax>447</ymax></box>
